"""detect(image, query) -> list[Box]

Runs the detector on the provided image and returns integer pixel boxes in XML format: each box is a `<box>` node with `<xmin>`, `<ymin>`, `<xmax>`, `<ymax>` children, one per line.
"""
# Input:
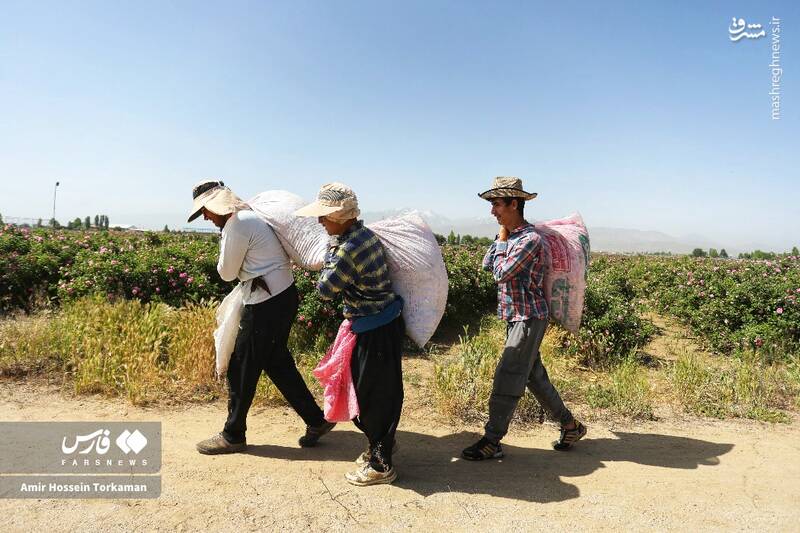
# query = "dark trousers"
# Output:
<box><xmin>485</xmin><ymin>318</ymin><xmax>573</xmax><ymax>443</ymax></box>
<box><xmin>223</xmin><ymin>284</ymin><xmax>325</xmax><ymax>443</ymax></box>
<box><xmin>350</xmin><ymin>315</ymin><xmax>405</xmax><ymax>471</ymax></box>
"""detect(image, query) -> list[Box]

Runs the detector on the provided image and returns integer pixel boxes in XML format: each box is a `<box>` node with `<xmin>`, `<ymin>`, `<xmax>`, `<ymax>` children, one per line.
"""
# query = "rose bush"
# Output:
<box><xmin>4</xmin><ymin>226</ymin><xmax>796</xmax><ymax>360</ymax></box>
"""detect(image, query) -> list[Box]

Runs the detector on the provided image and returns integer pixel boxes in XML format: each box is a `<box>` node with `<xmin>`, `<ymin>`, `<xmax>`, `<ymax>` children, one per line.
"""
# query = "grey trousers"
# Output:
<box><xmin>484</xmin><ymin>318</ymin><xmax>573</xmax><ymax>443</ymax></box>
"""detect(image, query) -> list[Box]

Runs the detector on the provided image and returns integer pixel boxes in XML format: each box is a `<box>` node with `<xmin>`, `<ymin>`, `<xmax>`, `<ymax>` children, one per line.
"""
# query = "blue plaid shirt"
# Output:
<box><xmin>317</xmin><ymin>220</ymin><xmax>397</xmax><ymax>318</ymax></box>
<box><xmin>482</xmin><ymin>223</ymin><xmax>548</xmax><ymax>322</ymax></box>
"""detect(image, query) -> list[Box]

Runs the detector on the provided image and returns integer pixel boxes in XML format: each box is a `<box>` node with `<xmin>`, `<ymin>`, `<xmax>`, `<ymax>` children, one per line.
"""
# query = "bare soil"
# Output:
<box><xmin>1</xmin><ymin>360</ymin><xmax>799</xmax><ymax>532</ymax></box>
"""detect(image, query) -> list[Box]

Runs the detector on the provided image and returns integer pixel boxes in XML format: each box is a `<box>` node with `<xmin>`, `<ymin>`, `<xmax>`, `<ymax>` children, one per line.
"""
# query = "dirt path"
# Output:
<box><xmin>1</xmin><ymin>374</ymin><xmax>798</xmax><ymax>533</ymax></box>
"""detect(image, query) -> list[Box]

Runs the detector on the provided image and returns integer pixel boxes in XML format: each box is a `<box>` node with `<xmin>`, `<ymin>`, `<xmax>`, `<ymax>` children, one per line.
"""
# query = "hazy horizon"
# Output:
<box><xmin>2</xmin><ymin>2</ymin><xmax>797</xmax><ymax>251</ymax></box>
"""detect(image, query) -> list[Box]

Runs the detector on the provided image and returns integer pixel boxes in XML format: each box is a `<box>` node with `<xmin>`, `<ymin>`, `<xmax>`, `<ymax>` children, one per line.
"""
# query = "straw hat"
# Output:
<box><xmin>187</xmin><ymin>180</ymin><xmax>249</xmax><ymax>222</ymax></box>
<box><xmin>478</xmin><ymin>177</ymin><xmax>537</xmax><ymax>201</ymax></box>
<box><xmin>294</xmin><ymin>182</ymin><xmax>360</xmax><ymax>222</ymax></box>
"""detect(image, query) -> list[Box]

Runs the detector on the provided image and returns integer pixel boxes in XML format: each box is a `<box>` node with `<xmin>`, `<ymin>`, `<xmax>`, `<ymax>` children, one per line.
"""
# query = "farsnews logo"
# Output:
<box><xmin>729</xmin><ymin>17</ymin><xmax>765</xmax><ymax>41</ymax></box>
<box><xmin>60</xmin><ymin>428</ymin><xmax>150</xmax><ymax>467</ymax></box>
<box><xmin>116</xmin><ymin>429</ymin><xmax>148</xmax><ymax>454</ymax></box>
<box><xmin>61</xmin><ymin>429</ymin><xmax>148</xmax><ymax>455</ymax></box>
<box><xmin>61</xmin><ymin>429</ymin><xmax>112</xmax><ymax>455</ymax></box>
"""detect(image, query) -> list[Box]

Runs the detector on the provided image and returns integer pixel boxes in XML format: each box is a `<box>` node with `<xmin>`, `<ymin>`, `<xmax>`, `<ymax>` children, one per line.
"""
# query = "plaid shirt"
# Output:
<box><xmin>482</xmin><ymin>223</ymin><xmax>548</xmax><ymax>322</ymax></box>
<box><xmin>317</xmin><ymin>220</ymin><xmax>397</xmax><ymax>318</ymax></box>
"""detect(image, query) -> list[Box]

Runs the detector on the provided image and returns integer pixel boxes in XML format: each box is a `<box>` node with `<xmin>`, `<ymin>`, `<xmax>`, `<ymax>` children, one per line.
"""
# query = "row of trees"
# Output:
<box><xmin>691</xmin><ymin>248</ymin><xmax>729</xmax><ymax>258</ymax></box>
<box><xmin>691</xmin><ymin>247</ymin><xmax>800</xmax><ymax>259</ymax></box>
<box><xmin>32</xmin><ymin>215</ymin><xmax>110</xmax><ymax>230</ymax></box>
<box><xmin>738</xmin><ymin>247</ymin><xmax>799</xmax><ymax>260</ymax></box>
<box><xmin>65</xmin><ymin>215</ymin><xmax>110</xmax><ymax>230</ymax></box>
<box><xmin>434</xmin><ymin>231</ymin><xmax>494</xmax><ymax>247</ymax></box>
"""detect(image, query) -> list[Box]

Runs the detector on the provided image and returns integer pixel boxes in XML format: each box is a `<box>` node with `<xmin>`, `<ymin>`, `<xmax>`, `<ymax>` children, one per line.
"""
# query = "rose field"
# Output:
<box><xmin>1</xmin><ymin>224</ymin><xmax>799</xmax><ymax>421</ymax></box>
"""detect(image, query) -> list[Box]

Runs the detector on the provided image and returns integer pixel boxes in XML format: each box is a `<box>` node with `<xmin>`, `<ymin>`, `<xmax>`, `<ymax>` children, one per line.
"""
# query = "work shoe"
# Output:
<box><xmin>461</xmin><ymin>437</ymin><xmax>504</xmax><ymax>461</ymax></box>
<box><xmin>345</xmin><ymin>464</ymin><xmax>398</xmax><ymax>486</ymax></box>
<box><xmin>355</xmin><ymin>440</ymin><xmax>399</xmax><ymax>466</ymax></box>
<box><xmin>196</xmin><ymin>433</ymin><xmax>247</xmax><ymax>455</ymax></box>
<box><xmin>552</xmin><ymin>420</ymin><xmax>587</xmax><ymax>451</ymax></box>
<box><xmin>298</xmin><ymin>421</ymin><xmax>336</xmax><ymax>447</ymax></box>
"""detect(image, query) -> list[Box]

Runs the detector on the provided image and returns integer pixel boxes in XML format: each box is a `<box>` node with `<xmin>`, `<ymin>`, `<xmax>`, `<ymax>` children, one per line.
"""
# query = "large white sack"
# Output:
<box><xmin>248</xmin><ymin>190</ymin><xmax>328</xmax><ymax>270</ymax></box>
<box><xmin>534</xmin><ymin>213</ymin><xmax>590</xmax><ymax>334</ymax></box>
<box><xmin>213</xmin><ymin>283</ymin><xmax>245</xmax><ymax>377</ymax></box>
<box><xmin>369</xmin><ymin>213</ymin><xmax>448</xmax><ymax>348</ymax></box>
<box><xmin>244</xmin><ymin>192</ymin><xmax>448</xmax><ymax>347</ymax></box>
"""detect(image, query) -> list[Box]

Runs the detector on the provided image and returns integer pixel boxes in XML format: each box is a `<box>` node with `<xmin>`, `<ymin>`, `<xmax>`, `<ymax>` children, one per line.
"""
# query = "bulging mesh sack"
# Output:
<box><xmin>534</xmin><ymin>213</ymin><xmax>590</xmax><ymax>334</ymax></box>
<box><xmin>249</xmin><ymin>191</ymin><xmax>448</xmax><ymax>348</ymax></box>
<box><xmin>369</xmin><ymin>213</ymin><xmax>449</xmax><ymax>348</ymax></box>
<box><xmin>248</xmin><ymin>190</ymin><xmax>328</xmax><ymax>270</ymax></box>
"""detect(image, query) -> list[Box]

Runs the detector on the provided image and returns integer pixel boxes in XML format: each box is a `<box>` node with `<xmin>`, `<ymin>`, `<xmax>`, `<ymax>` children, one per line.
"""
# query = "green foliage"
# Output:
<box><xmin>447</xmin><ymin>230</ymin><xmax>458</xmax><ymax>245</ymax></box>
<box><xmin>565</xmin><ymin>256</ymin><xmax>656</xmax><ymax>365</ymax></box>
<box><xmin>54</xmin><ymin>232</ymin><xmax>229</xmax><ymax>307</ymax></box>
<box><xmin>439</xmin><ymin>244</ymin><xmax>496</xmax><ymax>326</ymax></box>
<box><xmin>3</xmin><ymin>224</ymin><xmax>797</xmax><ymax>367</ymax></box>
<box><xmin>621</xmin><ymin>254</ymin><xmax>800</xmax><ymax>358</ymax></box>
<box><xmin>691</xmin><ymin>248</ymin><xmax>707</xmax><ymax>258</ymax></box>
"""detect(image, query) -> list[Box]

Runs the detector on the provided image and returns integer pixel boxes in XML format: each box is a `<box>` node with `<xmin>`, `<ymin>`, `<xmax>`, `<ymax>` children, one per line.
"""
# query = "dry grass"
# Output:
<box><xmin>433</xmin><ymin>313</ymin><xmax>797</xmax><ymax>424</ymax></box>
<box><xmin>585</xmin><ymin>357</ymin><xmax>655</xmax><ymax>419</ymax></box>
<box><xmin>0</xmin><ymin>297</ymin><xmax>325</xmax><ymax>406</ymax></box>
<box><xmin>671</xmin><ymin>351</ymin><xmax>791</xmax><ymax>422</ymax></box>
<box><xmin>0</xmin><ymin>312</ymin><xmax>64</xmax><ymax>376</ymax></box>
<box><xmin>2</xmin><ymin>300</ymin><xmax>798</xmax><ymax>422</ymax></box>
<box><xmin>431</xmin><ymin>316</ymin><xmax>644</xmax><ymax>423</ymax></box>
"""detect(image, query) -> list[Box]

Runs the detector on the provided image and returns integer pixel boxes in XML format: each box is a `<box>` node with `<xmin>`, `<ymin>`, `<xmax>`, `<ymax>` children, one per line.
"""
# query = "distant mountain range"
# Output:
<box><xmin>105</xmin><ymin>207</ymin><xmax>780</xmax><ymax>256</ymax></box>
<box><xmin>361</xmin><ymin>209</ymin><xmax>747</xmax><ymax>256</ymax></box>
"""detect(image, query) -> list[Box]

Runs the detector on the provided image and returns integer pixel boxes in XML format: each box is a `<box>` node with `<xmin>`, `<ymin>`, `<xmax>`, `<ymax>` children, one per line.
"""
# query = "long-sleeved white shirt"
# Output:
<box><xmin>217</xmin><ymin>210</ymin><xmax>294</xmax><ymax>305</ymax></box>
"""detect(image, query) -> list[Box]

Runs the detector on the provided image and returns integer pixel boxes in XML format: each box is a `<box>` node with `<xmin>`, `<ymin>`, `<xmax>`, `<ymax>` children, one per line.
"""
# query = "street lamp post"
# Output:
<box><xmin>52</xmin><ymin>181</ymin><xmax>60</xmax><ymax>226</ymax></box>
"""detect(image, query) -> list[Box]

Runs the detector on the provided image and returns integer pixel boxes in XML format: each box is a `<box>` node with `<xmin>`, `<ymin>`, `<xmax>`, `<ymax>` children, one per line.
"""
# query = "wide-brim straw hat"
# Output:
<box><xmin>187</xmin><ymin>180</ymin><xmax>249</xmax><ymax>222</ymax></box>
<box><xmin>478</xmin><ymin>176</ymin><xmax>537</xmax><ymax>201</ymax></box>
<box><xmin>294</xmin><ymin>182</ymin><xmax>360</xmax><ymax>222</ymax></box>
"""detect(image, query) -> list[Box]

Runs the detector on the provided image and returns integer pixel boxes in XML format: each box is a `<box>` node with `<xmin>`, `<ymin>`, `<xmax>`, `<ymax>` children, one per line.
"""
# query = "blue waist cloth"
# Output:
<box><xmin>351</xmin><ymin>297</ymin><xmax>404</xmax><ymax>334</ymax></box>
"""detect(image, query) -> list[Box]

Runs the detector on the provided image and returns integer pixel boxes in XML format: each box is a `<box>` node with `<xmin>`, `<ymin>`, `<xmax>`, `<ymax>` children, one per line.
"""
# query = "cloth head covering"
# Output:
<box><xmin>478</xmin><ymin>176</ymin><xmax>538</xmax><ymax>201</ymax></box>
<box><xmin>187</xmin><ymin>180</ymin><xmax>250</xmax><ymax>222</ymax></box>
<box><xmin>294</xmin><ymin>182</ymin><xmax>360</xmax><ymax>223</ymax></box>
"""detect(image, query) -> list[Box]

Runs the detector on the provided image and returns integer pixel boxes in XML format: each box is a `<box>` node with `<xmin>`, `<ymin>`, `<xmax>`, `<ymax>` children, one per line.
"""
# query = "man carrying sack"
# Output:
<box><xmin>462</xmin><ymin>177</ymin><xmax>587</xmax><ymax>461</ymax></box>
<box><xmin>188</xmin><ymin>180</ymin><xmax>334</xmax><ymax>454</ymax></box>
<box><xmin>295</xmin><ymin>183</ymin><xmax>404</xmax><ymax>486</ymax></box>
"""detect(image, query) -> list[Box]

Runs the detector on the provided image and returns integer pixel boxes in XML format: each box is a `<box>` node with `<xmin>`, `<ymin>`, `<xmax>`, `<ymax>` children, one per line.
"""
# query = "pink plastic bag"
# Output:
<box><xmin>312</xmin><ymin>320</ymin><xmax>360</xmax><ymax>422</ymax></box>
<box><xmin>534</xmin><ymin>213</ymin><xmax>591</xmax><ymax>334</ymax></box>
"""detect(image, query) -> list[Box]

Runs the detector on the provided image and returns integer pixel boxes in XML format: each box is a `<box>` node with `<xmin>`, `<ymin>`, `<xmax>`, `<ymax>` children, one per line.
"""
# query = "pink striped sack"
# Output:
<box><xmin>312</xmin><ymin>320</ymin><xmax>360</xmax><ymax>422</ymax></box>
<box><xmin>534</xmin><ymin>213</ymin><xmax>591</xmax><ymax>334</ymax></box>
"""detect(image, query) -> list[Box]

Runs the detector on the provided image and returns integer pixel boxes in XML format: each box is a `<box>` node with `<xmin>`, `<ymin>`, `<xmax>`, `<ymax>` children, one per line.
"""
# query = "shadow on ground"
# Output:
<box><xmin>243</xmin><ymin>429</ymin><xmax>734</xmax><ymax>504</ymax></box>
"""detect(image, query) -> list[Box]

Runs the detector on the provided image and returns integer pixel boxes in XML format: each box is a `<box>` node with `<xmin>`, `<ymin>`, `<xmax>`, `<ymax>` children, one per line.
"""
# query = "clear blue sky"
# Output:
<box><xmin>1</xmin><ymin>1</ymin><xmax>797</xmax><ymax>250</ymax></box>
